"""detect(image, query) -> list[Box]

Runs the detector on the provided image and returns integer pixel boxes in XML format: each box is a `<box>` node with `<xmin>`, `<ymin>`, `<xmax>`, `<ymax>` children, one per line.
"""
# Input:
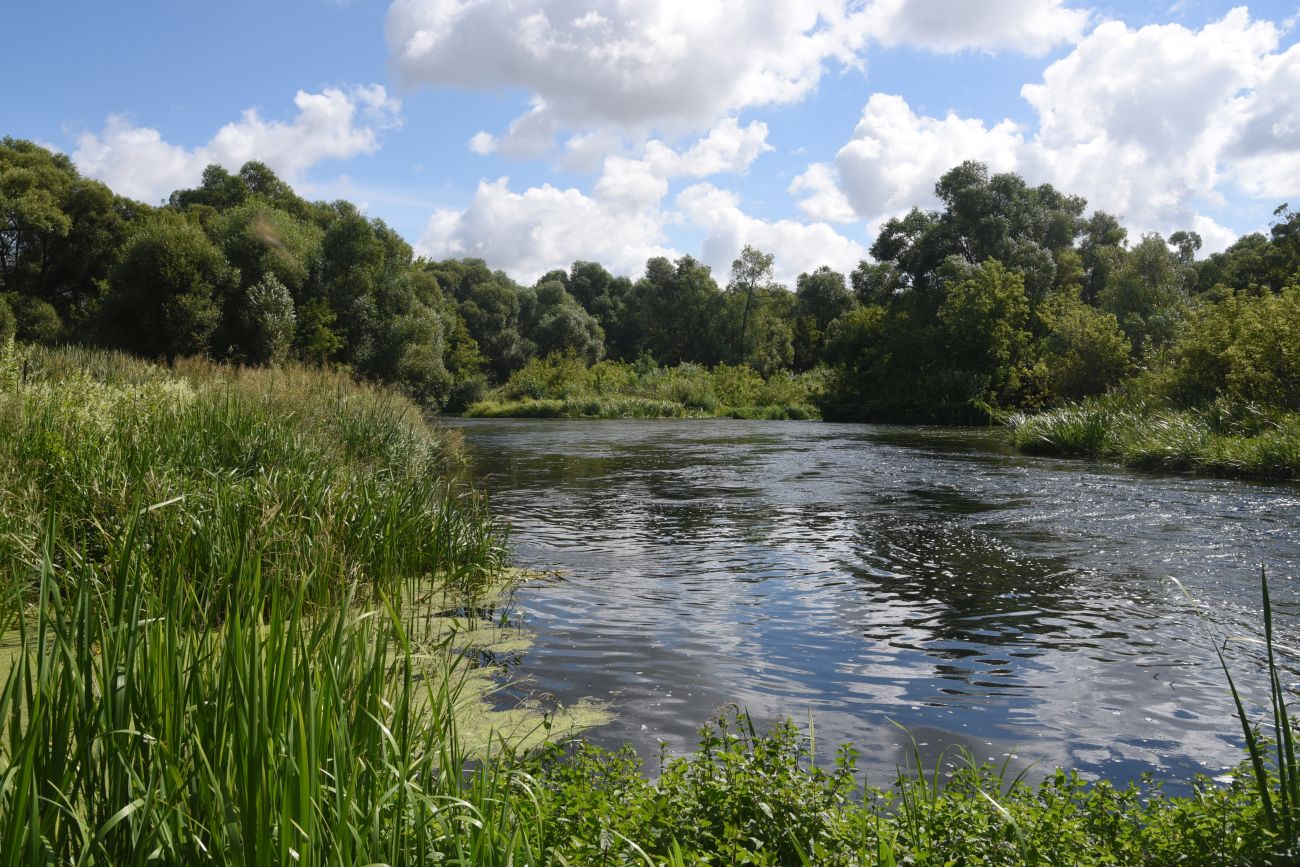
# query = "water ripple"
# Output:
<box><xmin>451</xmin><ymin>418</ymin><xmax>1300</xmax><ymax>789</ymax></box>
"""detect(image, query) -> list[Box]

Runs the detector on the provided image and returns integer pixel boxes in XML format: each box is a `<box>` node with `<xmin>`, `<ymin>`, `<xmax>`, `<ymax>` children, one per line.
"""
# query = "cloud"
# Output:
<box><xmin>73</xmin><ymin>85</ymin><xmax>401</xmax><ymax>203</ymax></box>
<box><xmin>467</xmin><ymin>130</ymin><xmax>497</xmax><ymax>155</ymax></box>
<box><xmin>676</xmin><ymin>183</ymin><xmax>867</xmax><ymax>285</ymax></box>
<box><xmin>787</xmin><ymin>162</ymin><xmax>856</xmax><ymax>223</ymax></box>
<box><xmin>1223</xmin><ymin>41</ymin><xmax>1300</xmax><ymax>199</ymax></box>
<box><xmin>864</xmin><ymin>0</ymin><xmax>1089</xmax><ymax>55</ymax></box>
<box><xmin>387</xmin><ymin>0</ymin><xmax>870</xmax><ymax>149</ymax></box>
<box><xmin>793</xmin><ymin>93</ymin><xmax>1023</xmax><ymax>226</ymax></box>
<box><xmin>419</xmin><ymin>119</ymin><xmax>858</xmax><ymax>284</ymax></box>
<box><xmin>643</xmin><ymin>118</ymin><xmax>772</xmax><ymax>177</ymax></box>
<box><xmin>1019</xmin><ymin>8</ymin><xmax>1278</xmax><ymax>230</ymax></box>
<box><xmin>417</xmin><ymin>176</ymin><xmax>676</xmax><ymax>282</ymax></box>
<box><xmin>798</xmin><ymin>9</ymin><xmax>1298</xmax><ymax>251</ymax></box>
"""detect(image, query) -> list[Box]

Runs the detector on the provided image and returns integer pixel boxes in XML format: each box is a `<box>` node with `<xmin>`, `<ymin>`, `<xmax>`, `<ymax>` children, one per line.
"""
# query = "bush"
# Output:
<box><xmin>1162</xmin><ymin>283</ymin><xmax>1300</xmax><ymax>410</ymax></box>
<box><xmin>0</xmin><ymin>295</ymin><xmax>15</xmax><ymax>344</ymax></box>
<box><xmin>473</xmin><ymin>357</ymin><xmax>820</xmax><ymax>419</ymax></box>
<box><xmin>240</xmin><ymin>274</ymin><xmax>297</xmax><ymax>364</ymax></box>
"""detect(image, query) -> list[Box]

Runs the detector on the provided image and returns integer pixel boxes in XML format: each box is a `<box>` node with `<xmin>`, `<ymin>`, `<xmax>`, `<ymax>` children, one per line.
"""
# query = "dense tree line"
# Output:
<box><xmin>3</xmin><ymin>137</ymin><xmax>1298</xmax><ymax>419</ymax></box>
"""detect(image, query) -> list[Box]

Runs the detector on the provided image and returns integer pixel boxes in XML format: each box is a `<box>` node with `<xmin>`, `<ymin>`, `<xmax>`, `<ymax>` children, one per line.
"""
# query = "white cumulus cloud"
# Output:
<box><xmin>1222</xmin><ymin>40</ymin><xmax>1300</xmax><ymax>199</ymax></box>
<box><xmin>787</xmin><ymin>163</ymin><xmax>856</xmax><ymax>223</ymax></box>
<box><xmin>467</xmin><ymin>130</ymin><xmax>498</xmax><ymax>155</ymax></box>
<box><xmin>864</xmin><ymin>0</ymin><xmax>1089</xmax><ymax>55</ymax></box>
<box><xmin>73</xmin><ymin>85</ymin><xmax>401</xmax><ymax>203</ymax></box>
<box><xmin>677</xmin><ymin>183</ymin><xmax>867</xmax><ymax>285</ymax></box>
<box><xmin>419</xmin><ymin>119</ymin><xmax>859</xmax><ymax>284</ymax></box>
<box><xmin>417</xmin><ymin>176</ymin><xmax>676</xmax><ymax>282</ymax></box>
<box><xmin>793</xmin><ymin>93</ymin><xmax>1024</xmax><ymax>227</ymax></box>
<box><xmin>797</xmin><ymin>9</ymin><xmax>1300</xmax><ymax>251</ymax></box>
<box><xmin>387</xmin><ymin>0</ymin><xmax>871</xmax><ymax>151</ymax></box>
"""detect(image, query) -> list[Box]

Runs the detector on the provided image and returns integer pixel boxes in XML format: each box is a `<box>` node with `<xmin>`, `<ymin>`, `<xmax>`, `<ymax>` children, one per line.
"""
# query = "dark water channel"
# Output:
<box><xmin>450</xmin><ymin>418</ymin><xmax>1300</xmax><ymax>788</ymax></box>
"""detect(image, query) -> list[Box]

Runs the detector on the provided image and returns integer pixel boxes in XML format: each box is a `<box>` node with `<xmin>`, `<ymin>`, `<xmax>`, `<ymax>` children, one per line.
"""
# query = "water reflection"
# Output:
<box><xmin>451</xmin><ymin>418</ymin><xmax>1300</xmax><ymax>788</ymax></box>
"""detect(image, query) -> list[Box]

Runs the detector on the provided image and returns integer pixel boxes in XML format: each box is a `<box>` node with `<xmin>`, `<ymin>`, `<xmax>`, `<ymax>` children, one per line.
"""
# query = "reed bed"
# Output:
<box><xmin>1009</xmin><ymin>398</ymin><xmax>1300</xmax><ymax>480</ymax></box>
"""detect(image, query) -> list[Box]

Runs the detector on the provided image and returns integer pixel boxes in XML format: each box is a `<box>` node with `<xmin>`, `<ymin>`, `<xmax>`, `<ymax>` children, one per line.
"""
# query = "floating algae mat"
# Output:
<box><xmin>404</xmin><ymin>567</ymin><xmax>614</xmax><ymax>756</ymax></box>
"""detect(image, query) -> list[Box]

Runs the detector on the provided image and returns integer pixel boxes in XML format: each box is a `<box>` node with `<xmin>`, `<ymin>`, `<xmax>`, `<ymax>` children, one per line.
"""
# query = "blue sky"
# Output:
<box><xmin>8</xmin><ymin>1</ymin><xmax>1300</xmax><ymax>284</ymax></box>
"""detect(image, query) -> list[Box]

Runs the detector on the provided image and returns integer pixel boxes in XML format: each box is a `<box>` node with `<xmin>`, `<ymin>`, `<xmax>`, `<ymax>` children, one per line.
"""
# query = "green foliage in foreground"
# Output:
<box><xmin>0</xmin><ymin>346</ymin><xmax>1296</xmax><ymax>864</ymax></box>
<box><xmin>0</xmin><ymin>341</ymin><xmax>503</xmax><ymax>606</ymax></box>
<box><xmin>541</xmin><ymin>711</ymin><xmax>1287</xmax><ymax>866</ymax></box>
<box><xmin>466</xmin><ymin>354</ymin><xmax>824</xmax><ymax>420</ymax></box>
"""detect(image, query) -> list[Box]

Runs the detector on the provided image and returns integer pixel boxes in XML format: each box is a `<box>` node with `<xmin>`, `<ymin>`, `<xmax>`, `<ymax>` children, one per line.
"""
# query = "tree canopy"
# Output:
<box><xmin>3</xmin><ymin>138</ymin><xmax>1297</xmax><ymax>420</ymax></box>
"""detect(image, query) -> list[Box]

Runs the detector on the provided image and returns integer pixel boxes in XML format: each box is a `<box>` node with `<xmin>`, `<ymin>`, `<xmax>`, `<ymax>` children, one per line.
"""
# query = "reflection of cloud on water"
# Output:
<box><xmin>451</xmin><ymin>417</ymin><xmax>1300</xmax><ymax>786</ymax></box>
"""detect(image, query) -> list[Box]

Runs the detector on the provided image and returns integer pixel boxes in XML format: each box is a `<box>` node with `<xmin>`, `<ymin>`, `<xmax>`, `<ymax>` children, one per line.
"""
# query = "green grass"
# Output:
<box><xmin>1</xmin><ymin>341</ymin><xmax>1296</xmax><ymax>864</ymax></box>
<box><xmin>464</xmin><ymin>355</ymin><xmax>824</xmax><ymax>420</ymax></box>
<box><xmin>1009</xmin><ymin>397</ymin><xmax>1300</xmax><ymax>480</ymax></box>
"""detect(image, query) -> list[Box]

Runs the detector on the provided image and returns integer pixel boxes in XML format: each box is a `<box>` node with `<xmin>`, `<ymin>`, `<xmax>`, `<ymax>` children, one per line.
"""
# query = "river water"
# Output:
<box><xmin>450</xmin><ymin>418</ymin><xmax>1300</xmax><ymax>788</ymax></box>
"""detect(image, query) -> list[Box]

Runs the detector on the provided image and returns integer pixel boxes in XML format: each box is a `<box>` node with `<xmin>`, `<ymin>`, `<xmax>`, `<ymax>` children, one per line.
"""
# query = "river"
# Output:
<box><xmin>450</xmin><ymin>418</ymin><xmax>1300</xmax><ymax>788</ymax></box>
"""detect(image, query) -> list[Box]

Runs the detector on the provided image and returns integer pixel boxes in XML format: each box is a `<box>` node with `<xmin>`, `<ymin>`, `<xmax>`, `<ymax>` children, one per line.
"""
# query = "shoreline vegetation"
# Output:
<box><xmin>4</xmin><ymin>137</ymin><xmax>1300</xmax><ymax>479</ymax></box>
<box><xmin>1011</xmin><ymin>399</ymin><xmax>1300</xmax><ymax>481</ymax></box>
<box><xmin>2</xmin><ymin>139</ymin><xmax>1299</xmax><ymax>860</ymax></box>
<box><xmin>464</xmin><ymin>354</ymin><xmax>823</xmax><ymax>420</ymax></box>
<box><xmin>1010</xmin><ymin>283</ymin><xmax>1300</xmax><ymax>481</ymax></box>
<box><xmin>0</xmin><ymin>343</ymin><xmax>1296</xmax><ymax>864</ymax></box>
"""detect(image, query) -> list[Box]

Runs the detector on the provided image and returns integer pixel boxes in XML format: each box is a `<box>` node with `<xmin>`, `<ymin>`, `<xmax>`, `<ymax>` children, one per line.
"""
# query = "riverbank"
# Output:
<box><xmin>1011</xmin><ymin>283</ymin><xmax>1300</xmax><ymax>481</ymax></box>
<box><xmin>1010</xmin><ymin>398</ymin><xmax>1300</xmax><ymax>481</ymax></box>
<box><xmin>464</xmin><ymin>354</ymin><xmax>822</xmax><ymax>419</ymax></box>
<box><xmin>1</xmin><ymin>343</ymin><xmax>1294</xmax><ymax>864</ymax></box>
<box><xmin>0</xmin><ymin>341</ymin><xmax>606</xmax><ymax>862</ymax></box>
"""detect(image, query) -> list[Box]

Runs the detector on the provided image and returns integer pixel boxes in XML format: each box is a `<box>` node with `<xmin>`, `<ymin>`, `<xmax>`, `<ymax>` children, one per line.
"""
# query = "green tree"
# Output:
<box><xmin>240</xmin><ymin>274</ymin><xmax>297</xmax><ymax>364</ymax></box>
<box><xmin>0</xmin><ymin>138</ymin><xmax>73</xmax><ymax>295</ymax></box>
<box><xmin>1078</xmin><ymin>211</ymin><xmax>1128</xmax><ymax>303</ymax></box>
<box><xmin>567</xmin><ymin>260</ymin><xmax>634</xmax><ymax>358</ymax></box>
<box><xmin>295</xmin><ymin>298</ymin><xmax>345</xmax><ymax>364</ymax></box>
<box><xmin>1098</xmin><ymin>233</ymin><xmax>1190</xmax><ymax>354</ymax></box>
<box><xmin>6</xmin><ymin>293</ymin><xmax>63</xmax><ymax>344</ymax></box>
<box><xmin>871</xmin><ymin>161</ymin><xmax>1088</xmax><ymax>305</ymax></box>
<box><xmin>104</xmin><ymin>213</ymin><xmax>234</xmax><ymax>357</ymax></box>
<box><xmin>728</xmin><ymin>286</ymin><xmax>794</xmax><ymax>376</ymax></box>
<box><xmin>625</xmin><ymin>255</ymin><xmax>724</xmax><ymax>366</ymax></box>
<box><xmin>208</xmin><ymin>200</ymin><xmax>322</xmax><ymax>299</ymax></box>
<box><xmin>793</xmin><ymin>266</ymin><xmax>854</xmax><ymax>370</ymax></box>
<box><xmin>1037</xmin><ymin>293</ymin><xmax>1131</xmax><ymax>400</ymax></box>
<box><xmin>434</xmin><ymin>260</ymin><xmax>528</xmax><ymax>380</ymax></box>
<box><xmin>726</xmin><ymin>245</ymin><xmax>779</xmax><ymax>363</ymax></box>
<box><xmin>938</xmin><ymin>259</ymin><xmax>1033</xmax><ymax>405</ymax></box>
<box><xmin>520</xmin><ymin>279</ymin><xmax>605</xmax><ymax>364</ymax></box>
<box><xmin>1161</xmin><ymin>282</ymin><xmax>1300</xmax><ymax>410</ymax></box>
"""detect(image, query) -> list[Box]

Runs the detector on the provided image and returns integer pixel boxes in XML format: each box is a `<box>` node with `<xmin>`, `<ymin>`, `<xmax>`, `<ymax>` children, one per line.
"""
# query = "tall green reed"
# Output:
<box><xmin>1174</xmin><ymin>567</ymin><xmax>1299</xmax><ymax>860</ymax></box>
<box><xmin>0</xmin><ymin>507</ymin><xmax>535</xmax><ymax>865</ymax></box>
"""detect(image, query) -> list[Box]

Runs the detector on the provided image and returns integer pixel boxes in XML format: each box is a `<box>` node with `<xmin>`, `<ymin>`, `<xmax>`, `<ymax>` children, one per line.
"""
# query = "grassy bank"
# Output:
<box><xmin>0</xmin><ymin>341</ymin><xmax>600</xmax><ymax>863</ymax></box>
<box><xmin>1011</xmin><ymin>284</ymin><xmax>1300</xmax><ymax>481</ymax></box>
<box><xmin>1010</xmin><ymin>397</ymin><xmax>1300</xmax><ymax>480</ymax></box>
<box><xmin>465</xmin><ymin>354</ymin><xmax>823</xmax><ymax>420</ymax></box>
<box><xmin>1</xmin><ymin>342</ymin><xmax>1295</xmax><ymax>864</ymax></box>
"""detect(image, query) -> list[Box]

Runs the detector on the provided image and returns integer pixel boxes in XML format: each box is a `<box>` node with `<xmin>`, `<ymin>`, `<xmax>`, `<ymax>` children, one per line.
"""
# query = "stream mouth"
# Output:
<box><xmin>450</xmin><ymin>418</ymin><xmax>1300</xmax><ymax>789</ymax></box>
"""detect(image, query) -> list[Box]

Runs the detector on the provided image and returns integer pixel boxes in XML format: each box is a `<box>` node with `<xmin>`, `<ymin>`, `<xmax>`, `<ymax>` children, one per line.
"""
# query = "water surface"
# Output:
<box><xmin>450</xmin><ymin>418</ymin><xmax>1300</xmax><ymax>787</ymax></box>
